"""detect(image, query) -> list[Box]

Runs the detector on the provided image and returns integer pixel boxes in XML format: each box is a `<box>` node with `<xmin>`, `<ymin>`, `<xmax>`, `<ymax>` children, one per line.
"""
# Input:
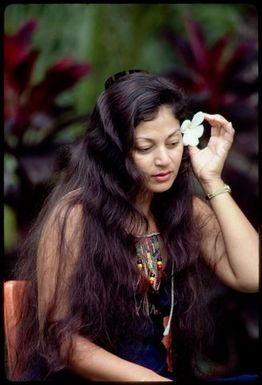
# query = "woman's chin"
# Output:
<box><xmin>146</xmin><ymin>180</ymin><xmax>174</xmax><ymax>193</ymax></box>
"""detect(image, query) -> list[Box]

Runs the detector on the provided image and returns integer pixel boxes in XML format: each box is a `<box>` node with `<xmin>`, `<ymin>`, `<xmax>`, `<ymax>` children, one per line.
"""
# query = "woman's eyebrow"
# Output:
<box><xmin>136</xmin><ymin>129</ymin><xmax>180</xmax><ymax>142</ymax></box>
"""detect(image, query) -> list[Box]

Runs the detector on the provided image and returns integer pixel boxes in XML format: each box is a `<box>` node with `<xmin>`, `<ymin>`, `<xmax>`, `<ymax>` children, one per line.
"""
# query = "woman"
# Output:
<box><xmin>13</xmin><ymin>71</ymin><xmax>258</xmax><ymax>382</ymax></box>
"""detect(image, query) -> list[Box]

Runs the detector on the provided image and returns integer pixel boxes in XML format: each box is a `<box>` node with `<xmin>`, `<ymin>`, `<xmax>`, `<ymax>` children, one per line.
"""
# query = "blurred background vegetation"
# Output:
<box><xmin>4</xmin><ymin>3</ymin><xmax>258</xmax><ymax>380</ymax></box>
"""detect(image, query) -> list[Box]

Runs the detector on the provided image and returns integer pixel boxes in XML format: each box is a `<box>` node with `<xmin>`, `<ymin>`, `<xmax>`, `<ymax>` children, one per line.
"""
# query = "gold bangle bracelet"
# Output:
<box><xmin>206</xmin><ymin>184</ymin><xmax>231</xmax><ymax>200</ymax></box>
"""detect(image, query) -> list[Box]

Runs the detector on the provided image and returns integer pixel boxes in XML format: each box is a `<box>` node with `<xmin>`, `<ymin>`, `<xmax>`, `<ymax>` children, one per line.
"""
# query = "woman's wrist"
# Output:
<box><xmin>199</xmin><ymin>177</ymin><xmax>225</xmax><ymax>196</ymax></box>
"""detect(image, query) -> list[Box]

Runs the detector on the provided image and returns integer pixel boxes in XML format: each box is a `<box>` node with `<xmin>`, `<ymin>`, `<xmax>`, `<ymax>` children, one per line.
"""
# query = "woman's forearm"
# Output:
<box><xmin>201</xmin><ymin>177</ymin><xmax>259</xmax><ymax>292</ymax></box>
<box><xmin>66</xmin><ymin>334</ymin><xmax>172</xmax><ymax>382</ymax></box>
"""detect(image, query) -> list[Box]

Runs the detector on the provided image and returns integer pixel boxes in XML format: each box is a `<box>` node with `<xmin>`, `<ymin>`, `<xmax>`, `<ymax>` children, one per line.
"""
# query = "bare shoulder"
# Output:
<box><xmin>37</xmin><ymin>189</ymin><xmax>84</xmax><ymax>320</ymax></box>
<box><xmin>42</xmin><ymin>188</ymin><xmax>84</xmax><ymax>240</ymax></box>
<box><xmin>38</xmin><ymin>189</ymin><xmax>84</xmax><ymax>270</ymax></box>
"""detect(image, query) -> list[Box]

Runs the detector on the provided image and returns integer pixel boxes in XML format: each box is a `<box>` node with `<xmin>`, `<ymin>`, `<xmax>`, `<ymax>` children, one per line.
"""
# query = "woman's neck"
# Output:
<box><xmin>135</xmin><ymin>191</ymin><xmax>153</xmax><ymax>217</ymax></box>
<box><xmin>133</xmin><ymin>192</ymin><xmax>160</xmax><ymax>235</ymax></box>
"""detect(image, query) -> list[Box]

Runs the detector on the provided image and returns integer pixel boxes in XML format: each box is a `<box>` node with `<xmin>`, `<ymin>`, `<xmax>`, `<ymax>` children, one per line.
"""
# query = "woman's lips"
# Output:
<box><xmin>152</xmin><ymin>171</ymin><xmax>172</xmax><ymax>182</ymax></box>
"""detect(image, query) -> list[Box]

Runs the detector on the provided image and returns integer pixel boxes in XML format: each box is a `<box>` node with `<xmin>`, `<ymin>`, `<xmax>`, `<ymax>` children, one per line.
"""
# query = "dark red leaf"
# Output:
<box><xmin>4</xmin><ymin>35</ymin><xmax>24</xmax><ymax>67</ymax></box>
<box><xmin>5</xmin><ymin>49</ymin><xmax>39</xmax><ymax>95</ymax></box>
<box><xmin>184</xmin><ymin>16</ymin><xmax>208</xmax><ymax>73</ymax></box>
<box><xmin>27</xmin><ymin>58</ymin><xmax>91</xmax><ymax>111</ymax></box>
<box><xmin>4</xmin><ymin>20</ymin><xmax>38</xmax><ymax>66</ymax></box>
<box><xmin>221</xmin><ymin>43</ymin><xmax>257</xmax><ymax>86</ymax></box>
<box><xmin>162</xmin><ymin>30</ymin><xmax>197</xmax><ymax>71</ymax></box>
<box><xmin>208</xmin><ymin>35</ymin><xmax>229</xmax><ymax>64</ymax></box>
<box><xmin>4</xmin><ymin>20</ymin><xmax>39</xmax><ymax>96</ymax></box>
<box><xmin>165</xmin><ymin>70</ymin><xmax>195</xmax><ymax>91</ymax></box>
<box><xmin>9</xmin><ymin>57</ymin><xmax>91</xmax><ymax>136</ymax></box>
<box><xmin>15</xmin><ymin>19</ymin><xmax>38</xmax><ymax>49</ymax></box>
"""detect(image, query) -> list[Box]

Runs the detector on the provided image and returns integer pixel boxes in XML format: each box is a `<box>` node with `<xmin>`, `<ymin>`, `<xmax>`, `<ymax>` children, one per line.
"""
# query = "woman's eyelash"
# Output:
<box><xmin>136</xmin><ymin>147</ymin><xmax>152</xmax><ymax>152</ymax></box>
<box><xmin>136</xmin><ymin>142</ymin><xmax>179</xmax><ymax>153</ymax></box>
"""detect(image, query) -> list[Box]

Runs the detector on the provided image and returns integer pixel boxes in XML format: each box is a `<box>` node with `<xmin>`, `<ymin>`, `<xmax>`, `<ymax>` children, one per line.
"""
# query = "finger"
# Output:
<box><xmin>223</xmin><ymin>122</ymin><xmax>235</xmax><ymax>144</ymax></box>
<box><xmin>211</xmin><ymin>121</ymin><xmax>235</xmax><ymax>139</ymax></box>
<box><xmin>203</xmin><ymin>112</ymin><xmax>229</xmax><ymax>127</ymax></box>
<box><xmin>203</xmin><ymin>113</ymin><xmax>226</xmax><ymax>137</ymax></box>
<box><xmin>226</xmin><ymin>122</ymin><xmax>235</xmax><ymax>135</ymax></box>
<box><xmin>210</xmin><ymin>125</ymin><xmax>220</xmax><ymax>137</ymax></box>
<box><xmin>209</xmin><ymin>124</ymin><xmax>234</xmax><ymax>150</ymax></box>
<box><xmin>217</xmin><ymin>122</ymin><xmax>235</xmax><ymax>138</ymax></box>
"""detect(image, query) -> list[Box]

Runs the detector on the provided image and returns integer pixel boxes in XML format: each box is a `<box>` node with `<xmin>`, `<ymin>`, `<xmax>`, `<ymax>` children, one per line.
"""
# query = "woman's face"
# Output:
<box><xmin>131</xmin><ymin>105</ymin><xmax>184</xmax><ymax>194</ymax></box>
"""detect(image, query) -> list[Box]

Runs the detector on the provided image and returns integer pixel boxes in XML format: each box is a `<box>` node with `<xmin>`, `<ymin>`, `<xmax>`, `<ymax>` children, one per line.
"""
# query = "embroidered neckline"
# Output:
<box><xmin>135</xmin><ymin>231</ymin><xmax>160</xmax><ymax>238</ymax></box>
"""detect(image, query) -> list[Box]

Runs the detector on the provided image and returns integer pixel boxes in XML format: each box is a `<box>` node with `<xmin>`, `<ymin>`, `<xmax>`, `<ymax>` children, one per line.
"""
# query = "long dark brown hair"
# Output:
<box><xmin>13</xmin><ymin>72</ymin><xmax>215</xmax><ymax>381</ymax></box>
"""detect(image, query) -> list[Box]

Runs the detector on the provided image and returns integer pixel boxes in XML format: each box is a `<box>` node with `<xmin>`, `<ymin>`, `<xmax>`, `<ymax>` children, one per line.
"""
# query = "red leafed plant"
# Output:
<box><xmin>162</xmin><ymin>16</ymin><xmax>258</xmax><ymax>132</ymax></box>
<box><xmin>4</xmin><ymin>19</ymin><xmax>91</xmax><ymax>142</ymax></box>
<box><xmin>4</xmin><ymin>19</ymin><xmax>91</xmax><ymax>260</ymax></box>
<box><xmin>161</xmin><ymin>16</ymin><xmax>258</xmax><ymax>227</ymax></box>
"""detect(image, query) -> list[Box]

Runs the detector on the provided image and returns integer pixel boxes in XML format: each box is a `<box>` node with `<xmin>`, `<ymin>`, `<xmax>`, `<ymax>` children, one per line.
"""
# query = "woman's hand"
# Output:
<box><xmin>188</xmin><ymin>113</ymin><xmax>235</xmax><ymax>184</ymax></box>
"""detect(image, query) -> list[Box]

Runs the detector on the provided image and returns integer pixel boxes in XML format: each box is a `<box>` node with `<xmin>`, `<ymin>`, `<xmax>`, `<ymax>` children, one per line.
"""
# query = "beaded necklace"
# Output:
<box><xmin>135</xmin><ymin>232</ymin><xmax>175</xmax><ymax>336</ymax></box>
<box><xmin>135</xmin><ymin>232</ymin><xmax>163</xmax><ymax>291</ymax></box>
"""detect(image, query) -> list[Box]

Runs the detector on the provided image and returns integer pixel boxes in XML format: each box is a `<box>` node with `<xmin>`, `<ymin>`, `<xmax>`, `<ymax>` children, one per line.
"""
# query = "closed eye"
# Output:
<box><xmin>135</xmin><ymin>142</ymin><xmax>179</xmax><ymax>153</ymax></box>
<box><xmin>135</xmin><ymin>146</ymin><xmax>152</xmax><ymax>153</ymax></box>
<box><xmin>167</xmin><ymin>142</ymin><xmax>179</xmax><ymax>147</ymax></box>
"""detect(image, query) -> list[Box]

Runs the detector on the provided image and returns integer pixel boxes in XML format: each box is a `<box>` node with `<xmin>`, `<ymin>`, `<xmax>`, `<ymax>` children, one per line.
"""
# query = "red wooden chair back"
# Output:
<box><xmin>4</xmin><ymin>280</ymin><xmax>28</xmax><ymax>380</ymax></box>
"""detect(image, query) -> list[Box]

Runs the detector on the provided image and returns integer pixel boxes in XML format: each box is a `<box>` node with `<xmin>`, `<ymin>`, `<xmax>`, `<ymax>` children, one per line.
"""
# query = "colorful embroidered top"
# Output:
<box><xmin>135</xmin><ymin>232</ymin><xmax>163</xmax><ymax>292</ymax></box>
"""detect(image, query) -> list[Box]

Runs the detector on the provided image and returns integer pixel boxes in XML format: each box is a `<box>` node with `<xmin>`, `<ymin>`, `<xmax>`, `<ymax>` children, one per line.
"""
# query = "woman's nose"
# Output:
<box><xmin>154</xmin><ymin>148</ymin><xmax>170</xmax><ymax>166</ymax></box>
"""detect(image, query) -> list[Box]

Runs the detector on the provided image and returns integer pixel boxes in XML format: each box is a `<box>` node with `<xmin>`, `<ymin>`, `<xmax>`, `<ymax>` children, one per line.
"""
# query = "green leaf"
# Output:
<box><xmin>4</xmin><ymin>204</ymin><xmax>18</xmax><ymax>252</ymax></box>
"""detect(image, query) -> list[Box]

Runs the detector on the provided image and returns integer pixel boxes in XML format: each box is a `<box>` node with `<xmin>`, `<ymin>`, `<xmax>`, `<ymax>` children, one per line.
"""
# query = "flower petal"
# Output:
<box><xmin>180</xmin><ymin>119</ymin><xmax>191</xmax><ymax>133</ymax></box>
<box><xmin>191</xmin><ymin>111</ymin><xmax>204</xmax><ymax>126</ymax></box>
<box><xmin>183</xmin><ymin>133</ymin><xmax>199</xmax><ymax>146</ymax></box>
<box><xmin>182</xmin><ymin>134</ymin><xmax>190</xmax><ymax>146</ymax></box>
<box><xmin>193</xmin><ymin>124</ymin><xmax>204</xmax><ymax>138</ymax></box>
<box><xmin>189</xmin><ymin>136</ymin><xmax>199</xmax><ymax>146</ymax></box>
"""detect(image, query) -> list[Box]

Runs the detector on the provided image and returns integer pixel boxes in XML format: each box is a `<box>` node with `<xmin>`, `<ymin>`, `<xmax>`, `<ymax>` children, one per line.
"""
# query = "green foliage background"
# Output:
<box><xmin>5</xmin><ymin>3</ymin><xmax>257</xmax><ymax>112</ymax></box>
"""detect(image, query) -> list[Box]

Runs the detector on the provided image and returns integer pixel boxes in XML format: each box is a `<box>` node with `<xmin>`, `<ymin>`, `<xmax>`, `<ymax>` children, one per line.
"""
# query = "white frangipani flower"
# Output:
<box><xmin>181</xmin><ymin>111</ymin><xmax>204</xmax><ymax>146</ymax></box>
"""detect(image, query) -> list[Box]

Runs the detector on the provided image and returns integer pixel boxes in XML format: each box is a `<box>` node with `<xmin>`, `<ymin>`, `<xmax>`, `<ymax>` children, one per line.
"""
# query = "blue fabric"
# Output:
<box><xmin>115</xmin><ymin>276</ymin><xmax>172</xmax><ymax>377</ymax></box>
<box><xmin>117</xmin><ymin>338</ymin><xmax>168</xmax><ymax>374</ymax></box>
